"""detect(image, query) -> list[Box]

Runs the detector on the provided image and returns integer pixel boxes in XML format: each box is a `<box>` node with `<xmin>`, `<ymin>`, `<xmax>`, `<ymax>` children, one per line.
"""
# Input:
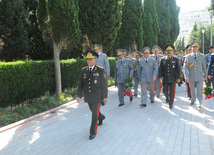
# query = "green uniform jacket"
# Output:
<box><xmin>77</xmin><ymin>65</ymin><xmax>108</xmax><ymax>103</ymax></box>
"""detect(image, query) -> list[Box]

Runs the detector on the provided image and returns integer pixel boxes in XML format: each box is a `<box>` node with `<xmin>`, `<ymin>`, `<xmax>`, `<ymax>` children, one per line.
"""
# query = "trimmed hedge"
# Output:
<box><xmin>0</xmin><ymin>57</ymin><xmax>117</xmax><ymax>108</ymax></box>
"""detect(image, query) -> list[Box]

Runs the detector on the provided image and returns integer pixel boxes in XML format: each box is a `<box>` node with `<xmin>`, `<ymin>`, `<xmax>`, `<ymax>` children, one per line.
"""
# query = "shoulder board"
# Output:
<box><xmin>82</xmin><ymin>66</ymin><xmax>87</xmax><ymax>70</ymax></box>
<box><xmin>97</xmin><ymin>65</ymin><xmax>103</xmax><ymax>69</ymax></box>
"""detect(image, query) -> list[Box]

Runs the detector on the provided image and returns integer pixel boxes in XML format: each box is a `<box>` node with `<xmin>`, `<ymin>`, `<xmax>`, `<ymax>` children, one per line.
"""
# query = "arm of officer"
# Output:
<box><xmin>101</xmin><ymin>69</ymin><xmax>108</xmax><ymax>102</ymax></box>
<box><xmin>114</xmin><ymin>63</ymin><xmax>117</xmax><ymax>83</ymax></box>
<box><xmin>138</xmin><ymin>62</ymin><xmax>142</xmax><ymax>84</ymax></box>
<box><xmin>202</xmin><ymin>55</ymin><xmax>207</xmax><ymax>80</ymax></box>
<box><xmin>153</xmin><ymin>60</ymin><xmax>158</xmax><ymax>81</ymax></box>
<box><xmin>129</xmin><ymin>60</ymin><xmax>134</xmax><ymax>77</ymax></box>
<box><xmin>104</xmin><ymin>54</ymin><xmax>110</xmax><ymax>78</ymax></box>
<box><xmin>183</xmin><ymin>56</ymin><xmax>189</xmax><ymax>82</ymax></box>
<box><xmin>176</xmin><ymin>58</ymin><xmax>181</xmax><ymax>83</ymax></box>
<box><xmin>207</xmin><ymin>55</ymin><xmax>213</xmax><ymax>79</ymax></box>
<box><xmin>159</xmin><ymin>59</ymin><xmax>163</xmax><ymax>81</ymax></box>
<box><xmin>76</xmin><ymin>70</ymin><xmax>84</xmax><ymax>103</ymax></box>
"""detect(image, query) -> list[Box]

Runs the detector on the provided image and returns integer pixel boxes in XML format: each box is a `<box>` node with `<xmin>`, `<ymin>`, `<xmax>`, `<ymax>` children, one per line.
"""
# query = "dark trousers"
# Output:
<box><xmin>163</xmin><ymin>82</ymin><xmax>176</xmax><ymax>107</ymax></box>
<box><xmin>207</xmin><ymin>78</ymin><xmax>214</xmax><ymax>93</ymax></box>
<box><xmin>185</xmin><ymin>82</ymin><xmax>191</xmax><ymax>98</ymax></box>
<box><xmin>88</xmin><ymin>102</ymin><xmax>105</xmax><ymax>135</ymax></box>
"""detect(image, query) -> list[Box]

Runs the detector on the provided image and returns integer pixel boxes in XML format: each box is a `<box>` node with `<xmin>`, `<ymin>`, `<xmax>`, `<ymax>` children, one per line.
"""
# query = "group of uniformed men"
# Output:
<box><xmin>76</xmin><ymin>41</ymin><xmax>214</xmax><ymax>140</ymax></box>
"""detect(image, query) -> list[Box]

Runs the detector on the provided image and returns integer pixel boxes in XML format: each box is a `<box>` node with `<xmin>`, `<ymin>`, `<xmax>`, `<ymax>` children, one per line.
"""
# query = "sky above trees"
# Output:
<box><xmin>176</xmin><ymin>0</ymin><xmax>210</xmax><ymax>12</ymax></box>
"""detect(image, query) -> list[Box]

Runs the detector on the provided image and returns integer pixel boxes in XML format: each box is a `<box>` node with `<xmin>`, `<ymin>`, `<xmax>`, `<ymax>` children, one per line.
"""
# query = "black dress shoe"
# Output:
<box><xmin>89</xmin><ymin>134</ymin><xmax>96</xmax><ymax>140</ymax></box>
<box><xmin>98</xmin><ymin>116</ymin><xmax>105</xmax><ymax>126</ymax></box>
<box><xmin>169</xmin><ymin>105</ymin><xmax>173</xmax><ymax>109</ymax></box>
<box><xmin>166</xmin><ymin>99</ymin><xmax>169</xmax><ymax>103</ymax></box>
<box><xmin>118</xmin><ymin>103</ymin><xmax>124</xmax><ymax>107</ymax></box>
<box><xmin>190</xmin><ymin>102</ymin><xmax>194</xmax><ymax>105</ymax></box>
<box><xmin>139</xmin><ymin>104</ymin><xmax>146</xmax><ymax>107</ymax></box>
<box><xmin>151</xmin><ymin>101</ymin><xmax>154</xmax><ymax>103</ymax></box>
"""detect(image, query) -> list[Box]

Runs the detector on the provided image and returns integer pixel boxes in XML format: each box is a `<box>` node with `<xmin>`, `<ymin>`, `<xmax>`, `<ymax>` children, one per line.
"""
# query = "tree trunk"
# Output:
<box><xmin>53</xmin><ymin>41</ymin><xmax>62</xmax><ymax>97</ymax></box>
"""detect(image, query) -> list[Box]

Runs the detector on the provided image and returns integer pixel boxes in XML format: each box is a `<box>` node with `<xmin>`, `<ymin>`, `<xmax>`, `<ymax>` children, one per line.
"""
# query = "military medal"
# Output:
<box><xmin>84</xmin><ymin>74</ymin><xmax>87</xmax><ymax>79</ymax></box>
<box><xmin>94</xmin><ymin>79</ymin><xmax>97</xmax><ymax>84</ymax></box>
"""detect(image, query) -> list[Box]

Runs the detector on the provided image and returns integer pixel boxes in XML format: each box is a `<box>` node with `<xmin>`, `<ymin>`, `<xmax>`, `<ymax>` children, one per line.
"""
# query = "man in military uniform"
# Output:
<box><xmin>152</xmin><ymin>45</ymin><xmax>162</xmax><ymax>98</ymax></box>
<box><xmin>133</xmin><ymin>51</ymin><xmax>141</xmax><ymax>97</ymax></box>
<box><xmin>94</xmin><ymin>44</ymin><xmax>110</xmax><ymax>106</ymax></box>
<box><xmin>207</xmin><ymin>51</ymin><xmax>214</xmax><ymax>94</ymax></box>
<box><xmin>205</xmin><ymin>46</ymin><xmax>214</xmax><ymax>87</ymax></box>
<box><xmin>184</xmin><ymin>40</ymin><xmax>207</xmax><ymax>110</ymax></box>
<box><xmin>138</xmin><ymin>47</ymin><xmax>158</xmax><ymax>107</ymax></box>
<box><xmin>184</xmin><ymin>45</ymin><xmax>192</xmax><ymax>100</ymax></box>
<box><xmin>76</xmin><ymin>50</ymin><xmax>108</xmax><ymax>140</ymax></box>
<box><xmin>159</xmin><ymin>44</ymin><xmax>181</xmax><ymax>109</ymax></box>
<box><xmin>114</xmin><ymin>49</ymin><xmax>134</xmax><ymax>106</ymax></box>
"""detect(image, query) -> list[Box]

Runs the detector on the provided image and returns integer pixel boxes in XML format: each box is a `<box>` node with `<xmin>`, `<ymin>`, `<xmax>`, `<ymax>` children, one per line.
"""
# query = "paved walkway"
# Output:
<box><xmin>0</xmin><ymin>84</ymin><xmax>214</xmax><ymax>155</ymax></box>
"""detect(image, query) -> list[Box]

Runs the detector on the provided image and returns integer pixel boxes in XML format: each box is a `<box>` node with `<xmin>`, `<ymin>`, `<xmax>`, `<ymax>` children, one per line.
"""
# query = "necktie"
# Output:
<box><xmin>89</xmin><ymin>67</ymin><xmax>92</xmax><ymax>74</ymax></box>
<box><xmin>156</xmin><ymin>56</ymin><xmax>157</xmax><ymax>60</ymax></box>
<box><xmin>146</xmin><ymin>59</ymin><xmax>147</xmax><ymax>63</ymax></box>
<box><xmin>194</xmin><ymin>54</ymin><xmax>196</xmax><ymax>60</ymax></box>
<box><xmin>137</xmin><ymin>60</ymin><xmax>139</xmax><ymax>63</ymax></box>
<box><xmin>97</xmin><ymin>55</ymin><xmax>99</xmax><ymax>59</ymax></box>
<box><xmin>121</xmin><ymin>60</ymin><xmax>123</xmax><ymax>64</ymax></box>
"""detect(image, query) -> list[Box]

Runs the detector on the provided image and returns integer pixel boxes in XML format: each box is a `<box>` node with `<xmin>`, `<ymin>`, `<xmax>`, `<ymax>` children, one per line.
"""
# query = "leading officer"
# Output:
<box><xmin>159</xmin><ymin>44</ymin><xmax>181</xmax><ymax>109</ymax></box>
<box><xmin>76</xmin><ymin>50</ymin><xmax>108</xmax><ymax>140</ymax></box>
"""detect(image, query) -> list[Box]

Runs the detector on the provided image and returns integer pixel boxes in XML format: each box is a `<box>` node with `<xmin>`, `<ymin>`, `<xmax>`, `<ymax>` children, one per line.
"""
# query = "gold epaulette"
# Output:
<box><xmin>97</xmin><ymin>65</ymin><xmax>103</xmax><ymax>69</ymax></box>
<box><xmin>82</xmin><ymin>66</ymin><xmax>87</xmax><ymax>70</ymax></box>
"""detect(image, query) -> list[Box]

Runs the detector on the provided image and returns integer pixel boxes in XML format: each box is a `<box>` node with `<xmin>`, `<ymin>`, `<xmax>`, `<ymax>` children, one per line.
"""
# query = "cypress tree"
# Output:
<box><xmin>23</xmin><ymin>0</ymin><xmax>53</xmax><ymax>60</ymax></box>
<box><xmin>156</xmin><ymin>0</ymin><xmax>171</xmax><ymax>49</ymax></box>
<box><xmin>142</xmin><ymin>0</ymin><xmax>160</xmax><ymax>48</ymax></box>
<box><xmin>117</xmin><ymin>0</ymin><xmax>143</xmax><ymax>50</ymax></box>
<box><xmin>0</xmin><ymin>0</ymin><xmax>29</xmax><ymax>61</ymax></box>
<box><xmin>167</xmin><ymin>0</ymin><xmax>180</xmax><ymax>43</ymax></box>
<box><xmin>37</xmin><ymin>0</ymin><xmax>81</xmax><ymax>96</ymax></box>
<box><xmin>79</xmin><ymin>0</ymin><xmax>122</xmax><ymax>52</ymax></box>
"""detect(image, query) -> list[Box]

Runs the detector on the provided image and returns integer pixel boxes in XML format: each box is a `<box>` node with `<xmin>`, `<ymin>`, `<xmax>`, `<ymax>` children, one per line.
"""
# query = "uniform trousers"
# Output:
<box><xmin>185</xmin><ymin>82</ymin><xmax>191</xmax><ymax>98</ymax></box>
<box><xmin>141</xmin><ymin>81</ymin><xmax>154</xmax><ymax>105</ymax></box>
<box><xmin>163</xmin><ymin>82</ymin><xmax>176</xmax><ymax>107</ymax></box>
<box><xmin>154</xmin><ymin>78</ymin><xmax>161</xmax><ymax>97</ymax></box>
<box><xmin>207</xmin><ymin>78</ymin><xmax>214</xmax><ymax>93</ymax></box>
<box><xmin>189</xmin><ymin>80</ymin><xmax>203</xmax><ymax>105</ymax></box>
<box><xmin>134</xmin><ymin>78</ymin><xmax>140</xmax><ymax>95</ymax></box>
<box><xmin>117</xmin><ymin>83</ymin><xmax>125</xmax><ymax>104</ymax></box>
<box><xmin>88</xmin><ymin>102</ymin><xmax>105</xmax><ymax>135</ymax></box>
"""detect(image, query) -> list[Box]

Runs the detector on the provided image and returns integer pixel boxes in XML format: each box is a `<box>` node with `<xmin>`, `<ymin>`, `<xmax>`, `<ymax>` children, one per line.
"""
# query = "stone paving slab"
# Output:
<box><xmin>0</xmin><ymin>84</ymin><xmax>214</xmax><ymax>155</ymax></box>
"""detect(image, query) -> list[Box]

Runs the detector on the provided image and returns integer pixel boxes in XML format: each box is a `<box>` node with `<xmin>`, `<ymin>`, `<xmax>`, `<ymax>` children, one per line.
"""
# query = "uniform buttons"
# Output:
<box><xmin>89</xmin><ymin>79</ymin><xmax>91</xmax><ymax>81</ymax></box>
<box><xmin>168</xmin><ymin>74</ymin><xmax>169</xmax><ymax>75</ymax></box>
<box><xmin>89</xmin><ymin>82</ymin><xmax>90</xmax><ymax>84</ymax></box>
<box><xmin>89</xmin><ymin>86</ymin><xmax>91</xmax><ymax>88</ymax></box>
<box><xmin>89</xmin><ymin>90</ymin><xmax>91</xmax><ymax>92</ymax></box>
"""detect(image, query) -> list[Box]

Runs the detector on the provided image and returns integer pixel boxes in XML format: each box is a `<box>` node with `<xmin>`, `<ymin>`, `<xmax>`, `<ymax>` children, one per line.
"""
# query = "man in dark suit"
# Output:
<box><xmin>159</xmin><ymin>44</ymin><xmax>181</xmax><ymax>109</ymax></box>
<box><xmin>76</xmin><ymin>50</ymin><xmax>108</xmax><ymax>140</ymax></box>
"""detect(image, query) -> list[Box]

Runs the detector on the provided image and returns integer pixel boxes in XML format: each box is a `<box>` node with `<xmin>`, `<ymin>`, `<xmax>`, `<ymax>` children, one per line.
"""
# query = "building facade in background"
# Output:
<box><xmin>179</xmin><ymin>10</ymin><xmax>211</xmax><ymax>44</ymax></box>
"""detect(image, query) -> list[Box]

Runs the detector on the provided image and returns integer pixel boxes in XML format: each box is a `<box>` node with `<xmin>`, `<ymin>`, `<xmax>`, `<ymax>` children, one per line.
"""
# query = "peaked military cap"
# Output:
<box><xmin>85</xmin><ymin>49</ymin><xmax>98</xmax><ymax>58</ymax></box>
<box><xmin>208</xmin><ymin>45</ymin><xmax>214</xmax><ymax>50</ymax></box>
<box><xmin>191</xmin><ymin>40</ymin><xmax>201</xmax><ymax>47</ymax></box>
<box><xmin>116</xmin><ymin>49</ymin><xmax>124</xmax><ymax>55</ymax></box>
<box><xmin>141</xmin><ymin>47</ymin><xmax>151</xmax><ymax>54</ymax></box>
<box><xmin>152</xmin><ymin>45</ymin><xmax>161</xmax><ymax>53</ymax></box>
<box><xmin>180</xmin><ymin>49</ymin><xmax>184</xmax><ymax>53</ymax></box>
<box><xmin>135</xmin><ymin>51</ymin><xmax>141</xmax><ymax>56</ymax></box>
<box><xmin>94</xmin><ymin>44</ymin><xmax>101</xmax><ymax>50</ymax></box>
<box><xmin>174</xmin><ymin>50</ymin><xmax>179</xmax><ymax>54</ymax></box>
<box><xmin>165</xmin><ymin>44</ymin><xmax>175</xmax><ymax>51</ymax></box>
<box><xmin>127</xmin><ymin>52</ymin><xmax>132</xmax><ymax>56</ymax></box>
<box><xmin>185</xmin><ymin>44</ymin><xmax>192</xmax><ymax>51</ymax></box>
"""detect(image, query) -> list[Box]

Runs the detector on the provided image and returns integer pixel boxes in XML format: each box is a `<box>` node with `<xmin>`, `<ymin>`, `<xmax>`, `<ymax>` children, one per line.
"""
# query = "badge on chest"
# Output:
<box><xmin>93</xmin><ymin>73</ymin><xmax>99</xmax><ymax>77</ymax></box>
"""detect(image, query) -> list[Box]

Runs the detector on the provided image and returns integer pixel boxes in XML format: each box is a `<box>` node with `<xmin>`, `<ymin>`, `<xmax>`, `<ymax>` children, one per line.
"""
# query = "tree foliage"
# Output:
<box><xmin>79</xmin><ymin>0</ymin><xmax>122</xmax><ymax>52</ymax></box>
<box><xmin>156</xmin><ymin>0</ymin><xmax>171</xmax><ymax>50</ymax></box>
<box><xmin>0</xmin><ymin>0</ymin><xmax>29</xmax><ymax>61</ymax></box>
<box><xmin>142</xmin><ymin>0</ymin><xmax>160</xmax><ymax>48</ymax></box>
<box><xmin>117</xmin><ymin>0</ymin><xmax>143</xmax><ymax>51</ymax></box>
